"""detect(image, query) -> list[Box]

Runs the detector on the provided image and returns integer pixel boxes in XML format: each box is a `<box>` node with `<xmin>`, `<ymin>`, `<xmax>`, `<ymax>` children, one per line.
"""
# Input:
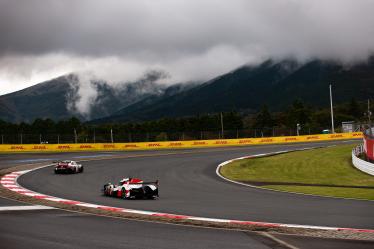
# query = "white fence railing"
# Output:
<box><xmin>352</xmin><ymin>144</ymin><xmax>374</xmax><ymax>176</ymax></box>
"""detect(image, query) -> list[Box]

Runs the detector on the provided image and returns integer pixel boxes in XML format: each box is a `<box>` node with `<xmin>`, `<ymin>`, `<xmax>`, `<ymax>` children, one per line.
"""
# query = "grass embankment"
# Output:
<box><xmin>220</xmin><ymin>144</ymin><xmax>374</xmax><ymax>200</ymax></box>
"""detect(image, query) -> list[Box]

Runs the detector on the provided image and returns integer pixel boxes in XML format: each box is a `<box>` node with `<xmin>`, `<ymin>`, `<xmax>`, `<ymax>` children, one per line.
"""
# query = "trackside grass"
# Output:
<box><xmin>220</xmin><ymin>144</ymin><xmax>374</xmax><ymax>200</ymax></box>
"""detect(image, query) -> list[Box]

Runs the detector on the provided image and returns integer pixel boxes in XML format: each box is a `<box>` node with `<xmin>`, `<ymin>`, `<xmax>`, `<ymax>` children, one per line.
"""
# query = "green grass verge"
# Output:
<box><xmin>220</xmin><ymin>144</ymin><xmax>374</xmax><ymax>200</ymax></box>
<box><xmin>264</xmin><ymin>185</ymin><xmax>374</xmax><ymax>200</ymax></box>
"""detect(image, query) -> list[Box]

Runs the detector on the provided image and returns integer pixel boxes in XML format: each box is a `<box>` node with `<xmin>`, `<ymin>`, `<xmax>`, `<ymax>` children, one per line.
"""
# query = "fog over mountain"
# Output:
<box><xmin>1</xmin><ymin>0</ymin><xmax>374</xmax><ymax>116</ymax></box>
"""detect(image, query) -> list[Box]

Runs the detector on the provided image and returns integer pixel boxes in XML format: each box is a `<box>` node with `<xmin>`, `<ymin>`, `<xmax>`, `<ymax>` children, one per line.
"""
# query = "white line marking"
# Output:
<box><xmin>123</xmin><ymin>210</ymin><xmax>157</xmax><ymax>215</ymax></box>
<box><xmin>188</xmin><ymin>217</ymin><xmax>231</xmax><ymax>223</ymax></box>
<box><xmin>76</xmin><ymin>203</ymin><xmax>101</xmax><ymax>208</ymax></box>
<box><xmin>260</xmin><ymin>232</ymin><xmax>300</xmax><ymax>249</ymax></box>
<box><xmin>0</xmin><ymin>205</ymin><xmax>55</xmax><ymax>211</ymax></box>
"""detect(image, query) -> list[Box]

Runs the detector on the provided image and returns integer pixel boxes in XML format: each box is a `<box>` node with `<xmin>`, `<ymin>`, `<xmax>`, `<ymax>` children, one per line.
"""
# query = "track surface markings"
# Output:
<box><xmin>0</xmin><ymin>205</ymin><xmax>55</xmax><ymax>211</ymax></box>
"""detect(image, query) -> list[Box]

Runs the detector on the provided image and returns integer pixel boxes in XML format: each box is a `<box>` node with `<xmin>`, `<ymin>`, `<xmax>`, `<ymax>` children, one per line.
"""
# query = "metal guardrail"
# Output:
<box><xmin>352</xmin><ymin>144</ymin><xmax>374</xmax><ymax>176</ymax></box>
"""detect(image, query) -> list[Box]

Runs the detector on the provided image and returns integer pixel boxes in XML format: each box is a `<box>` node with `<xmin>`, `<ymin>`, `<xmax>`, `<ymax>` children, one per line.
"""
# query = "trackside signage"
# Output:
<box><xmin>0</xmin><ymin>132</ymin><xmax>362</xmax><ymax>153</ymax></box>
<box><xmin>363</xmin><ymin>133</ymin><xmax>374</xmax><ymax>161</ymax></box>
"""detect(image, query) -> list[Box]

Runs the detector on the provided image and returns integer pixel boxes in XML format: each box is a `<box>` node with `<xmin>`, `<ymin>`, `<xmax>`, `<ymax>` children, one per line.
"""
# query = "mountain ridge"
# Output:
<box><xmin>93</xmin><ymin>58</ymin><xmax>374</xmax><ymax>123</ymax></box>
<box><xmin>1</xmin><ymin>58</ymin><xmax>374</xmax><ymax>123</ymax></box>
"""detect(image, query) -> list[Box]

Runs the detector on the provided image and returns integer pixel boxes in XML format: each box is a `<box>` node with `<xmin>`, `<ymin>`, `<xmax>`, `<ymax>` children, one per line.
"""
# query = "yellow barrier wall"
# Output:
<box><xmin>0</xmin><ymin>132</ymin><xmax>363</xmax><ymax>153</ymax></box>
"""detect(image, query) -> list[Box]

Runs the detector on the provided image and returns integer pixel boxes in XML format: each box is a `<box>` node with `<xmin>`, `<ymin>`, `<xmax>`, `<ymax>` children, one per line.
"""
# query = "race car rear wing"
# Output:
<box><xmin>130</xmin><ymin>180</ymin><xmax>159</xmax><ymax>186</ymax></box>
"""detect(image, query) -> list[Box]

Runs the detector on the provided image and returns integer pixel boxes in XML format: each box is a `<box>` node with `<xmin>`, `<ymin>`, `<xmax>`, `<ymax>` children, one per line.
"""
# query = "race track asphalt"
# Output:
<box><xmin>3</xmin><ymin>207</ymin><xmax>373</xmax><ymax>249</ymax></box>
<box><xmin>0</xmin><ymin>208</ymin><xmax>273</xmax><ymax>249</ymax></box>
<box><xmin>17</xmin><ymin>140</ymin><xmax>374</xmax><ymax>230</ymax></box>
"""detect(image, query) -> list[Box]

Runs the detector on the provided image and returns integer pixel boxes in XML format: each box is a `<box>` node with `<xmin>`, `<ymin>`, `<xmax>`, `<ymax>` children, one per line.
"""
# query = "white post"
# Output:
<box><xmin>220</xmin><ymin>112</ymin><xmax>224</xmax><ymax>139</ymax></box>
<box><xmin>369</xmin><ymin>99</ymin><xmax>371</xmax><ymax>123</ymax></box>
<box><xmin>329</xmin><ymin>84</ymin><xmax>335</xmax><ymax>133</ymax></box>
<box><xmin>110</xmin><ymin>129</ymin><xmax>114</xmax><ymax>143</ymax></box>
<box><xmin>369</xmin><ymin>99</ymin><xmax>372</xmax><ymax>136</ymax></box>
<box><xmin>74</xmin><ymin>129</ymin><xmax>77</xmax><ymax>143</ymax></box>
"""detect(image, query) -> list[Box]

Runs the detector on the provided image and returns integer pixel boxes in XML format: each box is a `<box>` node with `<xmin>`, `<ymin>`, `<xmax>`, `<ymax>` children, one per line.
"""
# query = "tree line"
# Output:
<box><xmin>0</xmin><ymin>98</ymin><xmax>370</xmax><ymax>143</ymax></box>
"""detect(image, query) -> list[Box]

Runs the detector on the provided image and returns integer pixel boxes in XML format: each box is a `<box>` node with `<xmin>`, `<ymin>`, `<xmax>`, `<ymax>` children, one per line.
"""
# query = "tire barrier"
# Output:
<box><xmin>0</xmin><ymin>132</ymin><xmax>362</xmax><ymax>153</ymax></box>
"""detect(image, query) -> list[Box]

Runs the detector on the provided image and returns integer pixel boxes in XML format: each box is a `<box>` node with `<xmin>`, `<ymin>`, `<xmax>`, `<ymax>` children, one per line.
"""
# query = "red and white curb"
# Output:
<box><xmin>1</xmin><ymin>158</ymin><xmax>374</xmax><ymax>234</ymax></box>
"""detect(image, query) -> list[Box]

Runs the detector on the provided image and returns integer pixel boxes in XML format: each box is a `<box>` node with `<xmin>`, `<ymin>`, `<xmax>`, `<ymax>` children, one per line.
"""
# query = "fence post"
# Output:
<box><xmin>20</xmin><ymin>133</ymin><xmax>23</xmax><ymax>144</ymax></box>
<box><xmin>110</xmin><ymin>129</ymin><xmax>114</xmax><ymax>143</ymax></box>
<box><xmin>39</xmin><ymin>134</ymin><xmax>42</xmax><ymax>144</ymax></box>
<box><xmin>57</xmin><ymin>134</ymin><xmax>60</xmax><ymax>144</ymax></box>
<box><xmin>1</xmin><ymin>134</ymin><xmax>3</xmax><ymax>144</ymax></box>
<box><xmin>74</xmin><ymin>129</ymin><xmax>77</xmax><ymax>143</ymax></box>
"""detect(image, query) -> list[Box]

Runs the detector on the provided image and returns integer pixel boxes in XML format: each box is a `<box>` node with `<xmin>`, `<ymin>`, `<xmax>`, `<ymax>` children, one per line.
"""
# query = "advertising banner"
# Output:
<box><xmin>0</xmin><ymin>132</ymin><xmax>363</xmax><ymax>153</ymax></box>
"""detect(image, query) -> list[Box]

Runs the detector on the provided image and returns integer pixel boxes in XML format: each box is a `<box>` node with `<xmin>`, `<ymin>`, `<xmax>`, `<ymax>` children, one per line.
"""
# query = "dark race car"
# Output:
<box><xmin>54</xmin><ymin>160</ymin><xmax>83</xmax><ymax>174</ymax></box>
<box><xmin>103</xmin><ymin>178</ymin><xmax>159</xmax><ymax>199</ymax></box>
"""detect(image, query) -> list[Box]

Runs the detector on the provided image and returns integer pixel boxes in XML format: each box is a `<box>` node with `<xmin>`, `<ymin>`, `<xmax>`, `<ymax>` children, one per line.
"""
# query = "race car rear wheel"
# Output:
<box><xmin>121</xmin><ymin>189</ymin><xmax>127</xmax><ymax>199</ymax></box>
<box><xmin>79</xmin><ymin>166</ymin><xmax>84</xmax><ymax>173</ymax></box>
<box><xmin>143</xmin><ymin>186</ymin><xmax>157</xmax><ymax>199</ymax></box>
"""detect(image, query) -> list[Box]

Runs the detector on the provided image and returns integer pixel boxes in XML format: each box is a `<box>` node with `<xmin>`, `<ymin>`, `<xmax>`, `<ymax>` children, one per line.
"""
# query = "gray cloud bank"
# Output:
<box><xmin>1</xmin><ymin>0</ymin><xmax>374</xmax><ymax>114</ymax></box>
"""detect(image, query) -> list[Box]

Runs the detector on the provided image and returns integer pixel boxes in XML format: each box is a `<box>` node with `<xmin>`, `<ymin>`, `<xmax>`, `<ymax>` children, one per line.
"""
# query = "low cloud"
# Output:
<box><xmin>1</xmin><ymin>0</ymin><xmax>374</xmax><ymax>114</ymax></box>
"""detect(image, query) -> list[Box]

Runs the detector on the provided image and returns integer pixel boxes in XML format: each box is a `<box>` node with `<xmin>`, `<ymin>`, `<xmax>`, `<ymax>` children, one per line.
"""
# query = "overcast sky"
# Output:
<box><xmin>1</xmin><ymin>0</ymin><xmax>374</xmax><ymax>95</ymax></box>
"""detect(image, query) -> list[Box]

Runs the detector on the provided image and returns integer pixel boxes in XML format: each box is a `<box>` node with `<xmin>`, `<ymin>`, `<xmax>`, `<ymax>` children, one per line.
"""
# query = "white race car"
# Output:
<box><xmin>103</xmin><ymin>178</ymin><xmax>159</xmax><ymax>199</ymax></box>
<box><xmin>54</xmin><ymin>160</ymin><xmax>83</xmax><ymax>174</ymax></box>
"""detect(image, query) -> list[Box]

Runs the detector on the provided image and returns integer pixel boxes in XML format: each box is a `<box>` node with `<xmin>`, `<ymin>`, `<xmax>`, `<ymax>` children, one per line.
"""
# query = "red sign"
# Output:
<box><xmin>148</xmin><ymin>143</ymin><xmax>161</xmax><ymax>147</ymax></box>
<box><xmin>33</xmin><ymin>146</ymin><xmax>46</xmax><ymax>150</ymax></box>
<box><xmin>10</xmin><ymin>146</ymin><xmax>24</xmax><ymax>150</ymax></box>
<box><xmin>80</xmin><ymin>145</ymin><xmax>93</xmax><ymax>149</ymax></box>
<box><xmin>193</xmin><ymin>141</ymin><xmax>206</xmax><ymax>145</ymax></box>
<box><xmin>260</xmin><ymin>139</ymin><xmax>273</xmax><ymax>143</ymax></box>
<box><xmin>169</xmin><ymin>142</ymin><xmax>183</xmax><ymax>146</ymax></box>
<box><xmin>124</xmin><ymin>144</ymin><xmax>138</xmax><ymax>148</ymax></box>
<box><xmin>306</xmin><ymin>136</ymin><xmax>319</xmax><ymax>140</ymax></box>
<box><xmin>364</xmin><ymin>135</ymin><xmax>374</xmax><ymax>161</ymax></box>
<box><xmin>58</xmin><ymin>145</ymin><xmax>71</xmax><ymax>149</ymax></box>
<box><xmin>285</xmin><ymin>137</ymin><xmax>297</xmax><ymax>141</ymax></box>
<box><xmin>215</xmin><ymin>140</ymin><xmax>228</xmax><ymax>145</ymax></box>
<box><xmin>238</xmin><ymin>139</ymin><xmax>252</xmax><ymax>144</ymax></box>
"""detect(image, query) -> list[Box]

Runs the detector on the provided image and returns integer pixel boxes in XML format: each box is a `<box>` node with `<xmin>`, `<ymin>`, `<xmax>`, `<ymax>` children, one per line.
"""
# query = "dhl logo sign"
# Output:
<box><xmin>0</xmin><ymin>132</ymin><xmax>363</xmax><ymax>153</ymax></box>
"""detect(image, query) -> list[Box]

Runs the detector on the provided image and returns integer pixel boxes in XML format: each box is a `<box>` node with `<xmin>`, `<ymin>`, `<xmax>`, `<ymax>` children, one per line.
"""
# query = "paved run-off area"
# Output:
<box><xmin>1</xmin><ymin>197</ymin><xmax>373</xmax><ymax>249</ymax></box>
